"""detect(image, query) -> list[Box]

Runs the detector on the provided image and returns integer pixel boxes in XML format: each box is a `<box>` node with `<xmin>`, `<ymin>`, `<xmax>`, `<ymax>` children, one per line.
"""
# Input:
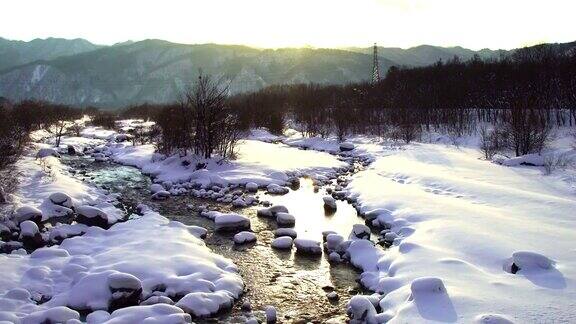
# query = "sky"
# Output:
<box><xmin>2</xmin><ymin>0</ymin><xmax>575</xmax><ymax>50</ymax></box>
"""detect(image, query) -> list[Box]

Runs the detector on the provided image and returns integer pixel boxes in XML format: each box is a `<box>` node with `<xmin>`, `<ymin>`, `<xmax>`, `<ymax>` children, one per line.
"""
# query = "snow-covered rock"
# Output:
<box><xmin>349</xmin><ymin>224</ymin><xmax>371</xmax><ymax>240</ymax></box>
<box><xmin>76</xmin><ymin>205</ymin><xmax>113</xmax><ymax>228</ymax></box>
<box><xmin>149</xmin><ymin>184</ymin><xmax>164</xmax><ymax>194</ymax></box>
<box><xmin>294</xmin><ymin>239</ymin><xmax>322</xmax><ymax>255</ymax></box>
<box><xmin>175</xmin><ymin>291</ymin><xmax>234</xmax><ymax>317</ymax></box>
<box><xmin>347</xmin><ymin>295</ymin><xmax>377</xmax><ymax>323</ymax></box>
<box><xmin>151</xmin><ymin>190</ymin><xmax>170</xmax><ymax>200</ymax></box>
<box><xmin>21</xmin><ymin>306</ymin><xmax>80</xmax><ymax>324</ymax></box>
<box><xmin>245</xmin><ymin>182</ymin><xmax>259</xmax><ymax>193</ymax></box>
<box><xmin>496</xmin><ymin>153</ymin><xmax>545</xmax><ymax>167</ymax></box>
<box><xmin>36</xmin><ymin>147</ymin><xmax>61</xmax><ymax>158</ymax></box>
<box><xmin>13</xmin><ymin>205</ymin><xmax>43</xmax><ymax>224</ymax></box>
<box><xmin>19</xmin><ymin>220</ymin><xmax>39</xmax><ymax>237</ymax></box>
<box><xmin>266</xmin><ymin>183</ymin><xmax>289</xmax><ymax>195</ymax></box>
<box><xmin>96</xmin><ymin>304</ymin><xmax>191</xmax><ymax>323</ymax></box>
<box><xmin>48</xmin><ymin>192</ymin><xmax>74</xmax><ymax>208</ymax></box>
<box><xmin>506</xmin><ymin>251</ymin><xmax>553</xmax><ymax>273</ymax></box>
<box><xmin>339</xmin><ymin>142</ymin><xmax>355</xmax><ymax>152</ymax></box>
<box><xmin>233</xmin><ymin>231</ymin><xmax>257</xmax><ymax>244</ymax></box>
<box><xmin>271</xmin><ymin>237</ymin><xmax>293</xmax><ymax>250</ymax></box>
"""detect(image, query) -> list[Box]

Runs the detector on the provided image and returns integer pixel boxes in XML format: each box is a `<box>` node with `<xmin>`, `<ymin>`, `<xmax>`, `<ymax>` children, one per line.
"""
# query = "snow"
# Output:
<box><xmin>175</xmin><ymin>291</ymin><xmax>234</xmax><ymax>317</ymax></box>
<box><xmin>19</xmin><ymin>220</ymin><xmax>39</xmax><ymax>237</ymax></box>
<box><xmin>12</xmin><ymin>205</ymin><xmax>42</xmax><ymax>223</ymax></box>
<box><xmin>36</xmin><ymin>147</ymin><xmax>61</xmax><ymax>158</ymax></box>
<box><xmin>104</xmin><ymin>139</ymin><xmax>346</xmax><ymax>187</ymax></box>
<box><xmin>1</xmin><ymin>135</ymin><xmax>245</xmax><ymax>322</ymax></box>
<box><xmin>345</xmin><ymin>142</ymin><xmax>576</xmax><ymax>322</ymax></box>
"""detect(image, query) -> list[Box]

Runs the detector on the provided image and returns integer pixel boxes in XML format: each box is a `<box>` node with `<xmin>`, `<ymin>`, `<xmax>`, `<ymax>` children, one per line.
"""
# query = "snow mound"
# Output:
<box><xmin>506</xmin><ymin>251</ymin><xmax>554</xmax><ymax>273</ymax></box>
<box><xmin>36</xmin><ymin>148</ymin><xmax>61</xmax><ymax>159</ymax></box>
<box><xmin>347</xmin><ymin>295</ymin><xmax>377</xmax><ymax>323</ymax></box>
<box><xmin>245</xmin><ymin>182</ymin><xmax>259</xmax><ymax>192</ymax></box>
<box><xmin>474</xmin><ymin>314</ymin><xmax>515</xmax><ymax>324</ymax></box>
<box><xmin>13</xmin><ymin>205</ymin><xmax>43</xmax><ymax>223</ymax></box>
<box><xmin>76</xmin><ymin>205</ymin><xmax>114</xmax><ymax>228</ymax></box>
<box><xmin>213</xmin><ymin>213</ymin><xmax>251</xmax><ymax>232</ymax></box>
<box><xmin>496</xmin><ymin>153</ymin><xmax>545</xmax><ymax>167</ymax></box>
<box><xmin>48</xmin><ymin>192</ymin><xmax>75</xmax><ymax>208</ymax></box>
<box><xmin>410</xmin><ymin>277</ymin><xmax>446</xmax><ymax>296</ymax></box>
<box><xmin>175</xmin><ymin>291</ymin><xmax>234</xmax><ymax>317</ymax></box>
<box><xmin>98</xmin><ymin>304</ymin><xmax>191</xmax><ymax>323</ymax></box>
<box><xmin>21</xmin><ymin>306</ymin><xmax>79</xmax><ymax>324</ymax></box>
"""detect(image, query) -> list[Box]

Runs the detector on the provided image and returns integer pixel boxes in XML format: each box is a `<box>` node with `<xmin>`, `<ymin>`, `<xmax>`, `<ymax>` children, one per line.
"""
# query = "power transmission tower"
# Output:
<box><xmin>372</xmin><ymin>43</ymin><xmax>380</xmax><ymax>84</ymax></box>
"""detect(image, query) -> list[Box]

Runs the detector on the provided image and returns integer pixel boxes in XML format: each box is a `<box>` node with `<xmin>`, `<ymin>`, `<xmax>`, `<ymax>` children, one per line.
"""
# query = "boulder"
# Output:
<box><xmin>294</xmin><ymin>239</ymin><xmax>322</xmax><ymax>255</ymax></box>
<box><xmin>151</xmin><ymin>190</ymin><xmax>170</xmax><ymax>200</ymax></box>
<box><xmin>274</xmin><ymin>228</ymin><xmax>297</xmax><ymax>239</ymax></box>
<box><xmin>323</xmin><ymin>196</ymin><xmax>337</xmax><ymax>211</ymax></box>
<box><xmin>245</xmin><ymin>182</ymin><xmax>259</xmax><ymax>193</ymax></box>
<box><xmin>276</xmin><ymin>212</ymin><xmax>295</xmax><ymax>227</ymax></box>
<box><xmin>48</xmin><ymin>192</ymin><xmax>74</xmax><ymax>208</ymax></box>
<box><xmin>339</xmin><ymin>142</ymin><xmax>355</xmax><ymax>152</ymax></box>
<box><xmin>14</xmin><ymin>205</ymin><xmax>43</xmax><ymax>224</ymax></box>
<box><xmin>266</xmin><ymin>183</ymin><xmax>289</xmax><ymax>195</ymax></box>
<box><xmin>108</xmin><ymin>272</ymin><xmax>143</xmax><ymax>311</ymax></box>
<box><xmin>349</xmin><ymin>224</ymin><xmax>371</xmax><ymax>240</ymax></box>
<box><xmin>271</xmin><ymin>236</ymin><xmax>293</xmax><ymax>250</ymax></box>
<box><xmin>36</xmin><ymin>148</ymin><xmax>60</xmax><ymax>158</ymax></box>
<box><xmin>233</xmin><ymin>231</ymin><xmax>257</xmax><ymax>244</ymax></box>
<box><xmin>19</xmin><ymin>220</ymin><xmax>44</xmax><ymax>249</ymax></box>
<box><xmin>214</xmin><ymin>213</ymin><xmax>251</xmax><ymax>232</ymax></box>
<box><xmin>76</xmin><ymin>205</ymin><xmax>111</xmax><ymax>228</ymax></box>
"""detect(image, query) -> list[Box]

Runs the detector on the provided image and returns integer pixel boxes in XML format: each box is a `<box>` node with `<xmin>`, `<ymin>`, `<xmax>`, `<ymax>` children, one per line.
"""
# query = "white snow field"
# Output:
<box><xmin>345</xmin><ymin>142</ymin><xmax>576</xmax><ymax>323</ymax></box>
<box><xmin>104</xmin><ymin>139</ymin><xmax>346</xmax><ymax>186</ymax></box>
<box><xmin>0</xmin><ymin>135</ymin><xmax>244</xmax><ymax>322</ymax></box>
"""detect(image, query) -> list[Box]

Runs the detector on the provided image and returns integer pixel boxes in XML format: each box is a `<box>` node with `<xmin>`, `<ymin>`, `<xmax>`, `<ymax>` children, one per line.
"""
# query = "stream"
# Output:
<box><xmin>62</xmin><ymin>154</ymin><xmax>376</xmax><ymax>323</ymax></box>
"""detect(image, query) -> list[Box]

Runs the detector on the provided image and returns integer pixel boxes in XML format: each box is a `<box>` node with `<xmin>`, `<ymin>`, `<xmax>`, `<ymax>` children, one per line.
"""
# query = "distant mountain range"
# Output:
<box><xmin>0</xmin><ymin>37</ymin><xmax>573</xmax><ymax>107</ymax></box>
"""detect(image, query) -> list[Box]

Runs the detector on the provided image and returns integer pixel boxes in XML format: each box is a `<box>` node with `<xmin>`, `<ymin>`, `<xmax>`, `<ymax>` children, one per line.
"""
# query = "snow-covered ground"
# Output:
<box><xmin>105</xmin><ymin>139</ymin><xmax>347</xmax><ymax>186</ymax></box>
<box><xmin>2</xmin><ymin>119</ymin><xmax>575</xmax><ymax>323</ymax></box>
<box><xmin>345</xmin><ymin>143</ymin><xmax>576</xmax><ymax>323</ymax></box>
<box><xmin>0</xmin><ymin>128</ymin><xmax>245</xmax><ymax>323</ymax></box>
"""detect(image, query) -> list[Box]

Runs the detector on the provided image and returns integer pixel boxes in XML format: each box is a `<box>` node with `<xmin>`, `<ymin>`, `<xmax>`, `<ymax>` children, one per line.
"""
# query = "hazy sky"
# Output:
<box><xmin>2</xmin><ymin>0</ymin><xmax>575</xmax><ymax>50</ymax></box>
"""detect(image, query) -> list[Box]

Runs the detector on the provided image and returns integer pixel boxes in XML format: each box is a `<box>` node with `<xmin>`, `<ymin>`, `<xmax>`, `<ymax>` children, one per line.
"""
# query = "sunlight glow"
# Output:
<box><xmin>1</xmin><ymin>0</ymin><xmax>575</xmax><ymax>49</ymax></box>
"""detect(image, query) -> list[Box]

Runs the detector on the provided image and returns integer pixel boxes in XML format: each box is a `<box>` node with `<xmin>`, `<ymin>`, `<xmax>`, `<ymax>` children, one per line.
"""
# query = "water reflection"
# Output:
<box><xmin>61</xmin><ymin>157</ymin><xmax>368</xmax><ymax>323</ymax></box>
<box><xmin>259</xmin><ymin>177</ymin><xmax>367</xmax><ymax>241</ymax></box>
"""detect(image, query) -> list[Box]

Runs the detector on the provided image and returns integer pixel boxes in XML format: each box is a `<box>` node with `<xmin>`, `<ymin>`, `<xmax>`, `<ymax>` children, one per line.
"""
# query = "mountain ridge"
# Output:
<box><xmin>0</xmin><ymin>37</ymin><xmax>574</xmax><ymax>107</ymax></box>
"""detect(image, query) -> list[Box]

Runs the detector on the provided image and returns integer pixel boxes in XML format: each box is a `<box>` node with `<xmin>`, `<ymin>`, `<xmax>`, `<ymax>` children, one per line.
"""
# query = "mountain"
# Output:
<box><xmin>345</xmin><ymin>45</ymin><xmax>506</xmax><ymax>67</ymax></box>
<box><xmin>0</xmin><ymin>39</ymin><xmax>395</xmax><ymax>107</ymax></box>
<box><xmin>0</xmin><ymin>37</ymin><xmax>101</xmax><ymax>71</ymax></box>
<box><xmin>0</xmin><ymin>38</ymin><xmax>574</xmax><ymax>107</ymax></box>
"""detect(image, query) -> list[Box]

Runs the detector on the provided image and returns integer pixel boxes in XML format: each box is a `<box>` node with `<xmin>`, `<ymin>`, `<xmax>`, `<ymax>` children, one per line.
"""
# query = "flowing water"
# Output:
<box><xmin>62</xmin><ymin>155</ymin><xmax>374</xmax><ymax>323</ymax></box>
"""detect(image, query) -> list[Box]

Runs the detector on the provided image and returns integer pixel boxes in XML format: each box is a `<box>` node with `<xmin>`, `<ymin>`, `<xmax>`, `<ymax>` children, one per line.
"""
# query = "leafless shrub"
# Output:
<box><xmin>543</xmin><ymin>153</ymin><xmax>574</xmax><ymax>175</ymax></box>
<box><xmin>479</xmin><ymin>124</ymin><xmax>507</xmax><ymax>159</ymax></box>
